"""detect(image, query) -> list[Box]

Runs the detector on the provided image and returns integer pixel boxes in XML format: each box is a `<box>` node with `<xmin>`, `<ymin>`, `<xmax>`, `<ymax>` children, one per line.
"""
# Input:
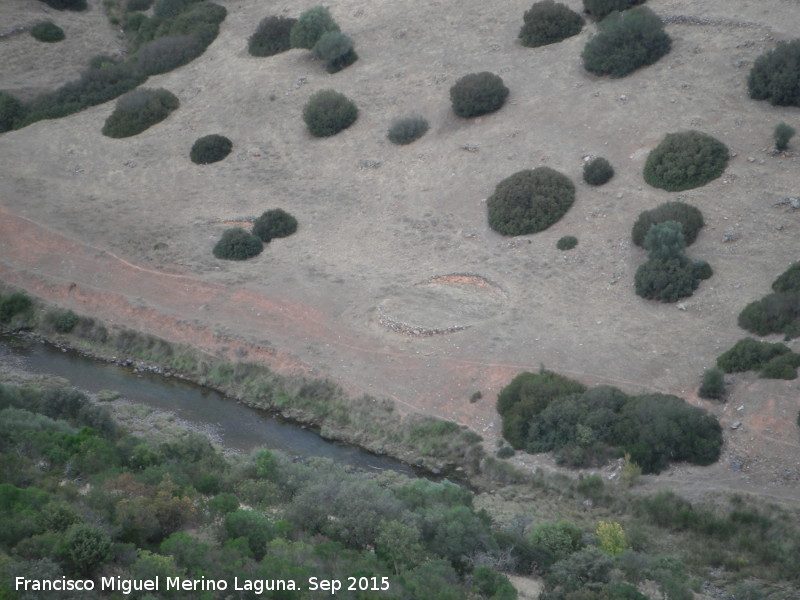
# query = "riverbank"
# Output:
<box><xmin>0</xmin><ymin>287</ymin><xmax>520</xmax><ymax>486</ymax></box>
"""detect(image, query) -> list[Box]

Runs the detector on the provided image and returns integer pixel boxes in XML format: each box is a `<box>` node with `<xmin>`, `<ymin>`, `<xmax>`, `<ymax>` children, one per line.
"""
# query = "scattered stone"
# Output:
<box><xmin>731</xmin><ymin>421</ymin><xmax>742</xmax><ymax>430</ymax></box>
<box><xmin>722</xmin><ymin>231</ymin><xmax>738</xmax><ymax>243</ymax></box>
<box><xmin>358</xmin><ymin>159</ymin><xmax>381</xmax><ymax>169</ymax></box>
<box><xmin>677</xmin><ymin>302</ymin><xmax>687</xmax><ymax>311</ymax></box>
<box><xmin>123</xmin><ymin>160</ymin><xmax>137</xmax><ymax>168</ymax></box>
<box><xmin>460</xmin><ymin>144</ymin><xmax>480</xmax><ymax>153</ymax></box>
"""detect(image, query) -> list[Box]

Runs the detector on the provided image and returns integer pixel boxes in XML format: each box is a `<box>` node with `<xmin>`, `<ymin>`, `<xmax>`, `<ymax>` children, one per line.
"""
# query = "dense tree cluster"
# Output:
<box><xmin>487</xmin><ymin>167</ymin><xmax>575</xmax><ymax>236</ymax></box>
<box><xmin>631</xmin><ymin>201</ymin><xmax>704</xmax><ymax>248</ymax></box>
<box><xmin>643</xmin><ymin>131</ymin><xmax>729</xmax><ymax>191</ymax></box>
<box><xmin>496</xmin><ymin>369</ymin><xmax>723</xmax><ymax>473</ymax></box>
<box><xmin>716</xmin><ymin>338</ymin><xmax>800</xmax><ymax>380</ymax></box>
<box><xmin>748</xmin><ymin>39</ymin><xmax>800</xmax><ymax>107</ymax></box>
<box><xmin>581</xmin><ymin>6</ymin><xmax>670</xmax><ymax>77</ymax></box>
<box><xmin>737</xmin><ymin>262</ymin><xmax>800</xmax><ymax>340</ymax></box>
<box><xmin>518</xmin><ymin>1</ymin><xmax>584</xmax><ymax>48</ymax></box>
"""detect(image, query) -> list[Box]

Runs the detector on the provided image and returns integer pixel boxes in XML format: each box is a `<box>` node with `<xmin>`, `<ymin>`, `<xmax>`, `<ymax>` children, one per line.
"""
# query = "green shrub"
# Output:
<box><xmin>0</xmin><ymin>292</ymin><xmax>33</xmax><ymax>324</ymax></box>
<box><xmin>631</xmin><ymin>201</ymin><xmax>704</xmax><ymax>247</ymax></box>
<box><xmin>46</xmin><ymin>310</ymin><xmax>80</xmax><ymax>334</ymax></box>
<box><xmin>487</xmin><ymin>167</ymin><xmax>575</xmax><ymax>236</ymax></box>
<box><xmin>0</xmin><ymin>92</ymin><xmax>24</xmax><ymax>133</ymax></box>
<box><xmin>190</xmin><ymin>134</ymin><xmax>232</xmax><ymax>164</ymax></box>
<box><xmin>583</xmin><ymin>156</ymin><xmax>614</xmax><ymax>185</ymax></box>
<box><xmin>312</xmin><ymin>31</ymin><xmax>357</xmax><ymax>73</ymax></box>
<box><xmin>557</xmin><ymin>236</ymin><xmax>578</xmax><ymax>250</ymax></box>
<box><xmin>634</xmin><ymin>256</ymin><xmax>697</xmax><ymax>303</ymax></box>
<box><xmin>773</xmin><ymin>122</ymin><xmax>796</xmax><ymax>151</ymax></box>
<box><xmin>102</xmin><ymin>88</ymin><xmax>179</xmax><ymax>138</ymax></box>
<box><xmin>716</xmin><ymin>338</ymin><xmax>792</xmax><ymax>373</ymax></box>
<box><xmin>150</xmin><ymin>2</ymin><xmax>226</xmax><ymax>47</ymax></box>
<box><xmin>692</xmin><ymin>260</ymin><xmax>713</xmax><ymax>281</ymax></box>
<box><xmin>760</xmin><ymin>353</ymin><xmax>800</xmax><ymax>380</ymax></box>
<box><xmin>154</xmin><ymin>0</ymin><xmax>192</xmax><ymax>19</ymax></box>
<box><xmin>289</xmin><ymin>6</ymin><xmax>340</xmax><ymax>50</ymax></box>
<box><xmin>212</xmin><ymin>228</ymin><xmax>263</xmax><ymax>261</ymax></box>
<box><xmin>39</xmin><ymin>0</ymin><xmax>87</xmax><ymax>10</ymax></box>
<box><xmin>643</xmin><ymin>131</ymin><xmax>729</xmax><ymax>191</ymax></box>
<box><xmin>748</xmin><ymin>40</ymin><xmax>800</xmax><ymax>107</ymax></box>
<box><xmin>698</xmin><ymin>368</ymin><xmax>725</xmax><ymax>400</ymax></box>
<box><xmin>248</xmin><ymin>15</ymin><xmax>296</xmax><ymax>57</ymax></box>
<box><xmin>132</xmin><ymin>35</ymin><xmax>203</xmax><ymax>76</ymax></box>
<box><xmin>31</xmin><ymin>21</ymin><xmax>65</xmax><ymax>43</ymax></box>
<box><xmin>302</xmin><ymin>89</ymin><xmax>358</xmax><ymax>137</ymax></box>
<box><xmin>496</xmin><ymin>446</ymin><xmax>515</xmax><ymax>459</ymax></box>
<box><xmin>126</xmin><ymin>0</ymin><xmax>154</xmax><ymax>11</ymax></box>
<box><xmin>737</xmin><ymin>292</ymin><xmax>800</xmax><ymax>338</ymax></box>
<box><xmin>519</xmin><ymin>1</ymin><xmax>584</xmax><ymax>48</ymax></box>
<box><xmin>449</xmin><ymin>72</ymin><xmax>509</xmax><ymax>118</ymax></box>
<box><xmin>582</xmin><ymin>0</ymin><xmax>646</xmax><ymax>20</ymax></box>
<box><xmin>387</xmin><ymin>115</ymin><xmax>429</xmax><ymax>145</ymax></box>
<box><xmin>772</xmin><ymin>262</ymin><xmax>800</xmax><ymax>293</ymax></box>
<box><xmin>252</xmin><ymin>209</ymin><xmax>298</xmax><ymax>242</ymax></box>
<box><xmin>581</xmin><ymin>6</ymin><xmax>670</xmax><ymax>77</ymax></box>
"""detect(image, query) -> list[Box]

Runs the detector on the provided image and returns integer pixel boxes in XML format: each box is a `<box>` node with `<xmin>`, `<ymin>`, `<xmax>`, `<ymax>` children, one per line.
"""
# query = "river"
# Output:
<box><xmin>0</xmin><ymin>334</ymin><xmax>415</xmax><ymax>475</ymax></box>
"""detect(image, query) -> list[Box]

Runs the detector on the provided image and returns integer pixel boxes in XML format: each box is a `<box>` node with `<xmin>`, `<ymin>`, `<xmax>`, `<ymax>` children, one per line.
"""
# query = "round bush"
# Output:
<box><xmin>631</xmin><ymin>202</ymin><xmax>704</xmax><ymax>248</ymax></box>
<box><xmin>581</xmin><ymin>6</ymin><xmax>670</xmax><ymax>78</ymax></box>
<box><xmin>40</xmin><ymin>0</ymin><xmax>87</xmax><ymax>10</ymax></box>
<box><xmin>213</xmin><ymin>228</ymin><xmax>263</xmax><ymax>261</ymax></box>
<box><xmin>692</xmin><ymin>260</ymin><xmax>713</xmax><ymax>281</ymax></box>
<box><xmin>556</xmin><ymin>236</ymin><xmax>578</xmax><ymax>250</ymax></box>
<box><xmin>643</xmin><ymin>131</ymin><xmax>729</xmax><ymax>192</ymax></box>
<box><xmin>748</xmin><ymin>40</ymin><xmax>800</xmax><ymax>107</ymax></box>
<box><xmin>31</xmin><ymin>21</ymin><xmax>65</xmax><ymax>43</ymax></box>
<box><xmin>312</xmin><ymin>31</ymin><xmax>357</xmax><ymax>73</ymax></box>
<box><xmin>0</xmin><ymin>92</ymin><xmax>24</xmax><ymax>133</ymax></box>
<box><xmin>387</xmin><ymin>115</ymin><xmax>429</xmax><ymax>145</ymax></box>
<box><xmin>634</xmin><ymin>256</ymin><xmax>698</xmax><ymax>303</ymax></box>
<box><xmin>248</xmin><ymin>15</ymin><xmax>296</xmax><ymax>57</ymax></box>
<box><xmin>450</xmin><ymin>72</ymin><xmax>509</xmax><ymax>118</ymax></box>
<box><xmin>190</xmin><ymin>134</ymin><xmax>233</xmax><ymax>164</ymax></box>
<box><xmin>582</xmin><ymin>0</ymin><xmax>646</xmax><ymax>20</ymax></box>
<box><xmin>774</xmin><ymin>122</ymin><xmax>796</xmax><ymax>152</ymax></box>
<box><xmin>252</xmin><ymin>209</ymin><xmax>298</xmax><ymax>242</ymax></box>
<box><xmin>102</xmin><ymin>88</ymin><xmax>179</xmax><ymax>138</ymax></box>
<box><xmin>302</xmin><ymin>89</ymin><xmax>358</xmax><ymax>137</ymax></box>
<box><xmin>698</xmin><ymin>368</ymin><xmax>725</xmax><ymax>400</ymax></box>
<box><xmin>519</xmin><ymin>1</ymin><xmax>584</xmax><ymax>48</ymax></box>
<box><xmin>487</xmin><ymin>167</ymin><xmax>576</xmax><ymax>236</ymax></box>
<box><xmin>289</xmin><ymin>6</ymin><xmax>340</xmax><ymax>50</ymax></box>
<box><xmin>583</xmin><ymin>156</ymin><xmax>614</xmax><ymax>185</ymax></box>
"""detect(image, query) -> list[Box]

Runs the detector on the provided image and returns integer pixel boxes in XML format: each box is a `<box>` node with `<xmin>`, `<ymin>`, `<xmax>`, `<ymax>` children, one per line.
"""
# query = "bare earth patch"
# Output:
<box><xmin>1</xmin><ymin>0</ymin><xmax>799</xmax><ymax>503</ymax></box>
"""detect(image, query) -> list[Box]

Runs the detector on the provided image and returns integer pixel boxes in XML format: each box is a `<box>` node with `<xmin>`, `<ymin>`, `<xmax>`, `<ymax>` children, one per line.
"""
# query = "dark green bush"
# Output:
<box><xmin>289</xmin><ymin>6</ymin><xmax>340</xmax><ymax>50</ymax></box>
<box><xmin>581</xmin><ymin>6</ymin><xmax>670</xmax><ymax>77</ymax></box>
<box><xmin>252</xmin><ymin>209</ymin><xmax>298</xmax><ymax>242</ymax></box>
<box><xmin>634</xmin><ymin>256</ymin><xmax>697</xmax><ymax>303</ymax></box>
<box><xmin>0</xmin><ymin>292</ymin><xmax>33</xmax><ymax>324</ymax></box>
<box><xmin>102</xmin><ymin>88</ymin><xmax>179</xmax><ymax>138</ymax></box>
<box><xmin>39</xmin><ymin>0</ymin><xmax>87</xmax><ymax>10</ymax></box>
<box><xmin>772</xmin><ymin>262</ymin><xmax>800</xmax><ymax>293</ymax></box>
<box><xmin>631</xmin><ymin>201</ymin><xmax>704</xmax><ymax>247</ymax></box>
<box><xmin>46</xmin><ymin>310</ymin><xmax>80</xmax><ymax>334</ymax></box>
<box><xmin>760</xmin><ymin>353</ymin><xmax>800</xmax><ymax>380</ymax></box>
<box><xmin>31</xmin><ymin>21</ymin><xmax>65</xmax><ymax>43</ymax></box>
<box><xmin>487</xmin><ymin>167</ymin><xmax>575</xmax><ymax>236</ymax></box>
<box><xmin>126</xmin><ymin>0</ymin><xmax>154</xmax><ymax>11</ymax></box>
<box><xmin>716</xmin><ymin>338</ymin><xmax>792</xmax><ymax>373</ymax></box>
<box><xmin>248</xmin><ymin>15</ymin><xmax>296</xmax><ymax>57</ymax></box>
<box><xmin>748</xmin><ymin>40</ymin><xmax>800</xmax><ymax>107</ymax></box>
<box><xmin>190</xmin><ymin>134</ymin><xmax>232</xmax><ymax>164</ymax></box>
<box><xmin>583</xmin><ymin>156</ymin><xmax>614</xmax><ymax>185</ymax></box>
<box><xmin>774</xmin><ymin>122</ymin><xmax>796</xmax><ymax>151</ymax></box>
<box><xmin>698</xmin><ymin>368</ymin><xmax>725</xmax><ymax>400</ymax></box>
<box><xmin>132</xmin><ymin>35</ymin><xmax>203</xmax><ymax>76</ymax></box>
<box><xmin>212</xmin><ymin>228</ymin><xmax>263</xmax><ymax>261</ymax></box>
<box><xmin>0</xmin><ymin>93</ymin><xmax>24</xmax><ymax>133</ymax></box>
<box><xmin>643</xmin><ymin>131</ymin><xmax>729</xmax><ymax>191</ymax></box>
<box><xmin>519</xmin><ymin>1</ymin><xmax>584</xmax><ymax>48</ymax></box>
<box><xmin>738</xmin><ymin>292</ymin><xmax>800</xmax><ymax>338</ymax></box>
<box><xmin>312</xmin><ymin>31</ymin><xmax>357</xmax><ymax>73</ymax></box>
<box><xmin>556</xmin><ymin>236</ymin><xmax>578</xmax><ymax>250</ymax></box>
<box><xmin>302</xmin><ymin>89</ymin><xmax>358</xmax><ymax>137</ymax></box>
<box><xmin>496</xmin><ymin>446</ymin><xmax>515</xmax><ymax>459</ymax></box>
<box><xmin>150</xmin><ymin>2</ymin><xmax>226</xmax><ymax>47</ymax></box>
<box><xmin>449</xmin><ymin>72</ymin><xmax>509</xmax><ymax>118</ymax></box>
<box><xmin>387</xmin><ymin>115</ymin><xmax>429</xmax><ymax>145</ymax></box>
<box><xmin>582</xmin><ymin>0</ymin><xmax>646</xmax><ymax>20</ymax></box>
<box><xmin>154</xmin><ymin>0</ymin><xmax>193</xmax><ymax>19</ymax></box>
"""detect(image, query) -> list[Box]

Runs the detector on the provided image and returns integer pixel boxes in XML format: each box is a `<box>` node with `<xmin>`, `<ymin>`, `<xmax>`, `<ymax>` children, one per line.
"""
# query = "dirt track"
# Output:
<box><xmin>1</xmin><ymin>0</ymin><xmax>799</xmax><ymax>502</ymax></box>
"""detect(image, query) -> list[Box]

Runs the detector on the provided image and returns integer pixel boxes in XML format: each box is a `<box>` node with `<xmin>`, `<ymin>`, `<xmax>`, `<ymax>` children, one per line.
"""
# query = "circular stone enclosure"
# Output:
<box><xmin>378</xmin><ymin>274</ymin><xmax>507</xmax><ymax>336</ymax></box>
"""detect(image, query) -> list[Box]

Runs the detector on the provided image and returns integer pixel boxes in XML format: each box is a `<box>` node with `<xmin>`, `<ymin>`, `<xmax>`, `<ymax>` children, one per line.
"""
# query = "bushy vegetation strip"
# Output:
<box><xmin>716</xmin><ymin>338</ymin><xmax>800</xmax><ymax>380</ymax></box>
<box><xmin>737</xmin><ymin>261</ymin><xmax>800</xmax><ymax>340</ymax></box>
<box><xmin>496</xmin><ymin>368</ymin><xmax>723</xmax><ymax>473</ymax></box>
<box><xmin>102</xmin><ymin>88</ymin><xmax>179</xmax><ymax>138</ymax></box>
